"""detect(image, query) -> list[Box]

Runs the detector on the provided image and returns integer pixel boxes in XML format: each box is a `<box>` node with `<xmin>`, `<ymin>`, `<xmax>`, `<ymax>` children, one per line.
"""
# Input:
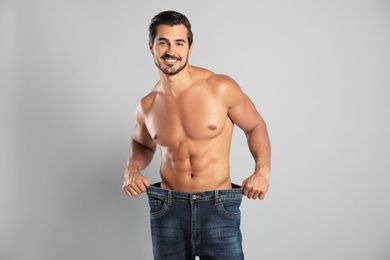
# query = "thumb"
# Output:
<box><xmin>143</xmin><ymin>177</ymin><xmax>150</xmax><ymax>187</ymax></box>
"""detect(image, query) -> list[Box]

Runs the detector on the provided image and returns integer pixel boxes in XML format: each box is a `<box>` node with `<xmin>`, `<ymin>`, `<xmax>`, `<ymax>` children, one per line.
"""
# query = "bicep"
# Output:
<box><xmin>228</xmin><ymin>90</ymin><xmax>265</xmax><ymax>134</ymax></box>
<box><xmin>132</xmin><ymin>124</ymin><xmax>156</xmax><ymax>152</ymax></box>
<box><xmin>132</xmin><ymin>105</ymin><xmax>156</xmax><ymax>153</ymax></box>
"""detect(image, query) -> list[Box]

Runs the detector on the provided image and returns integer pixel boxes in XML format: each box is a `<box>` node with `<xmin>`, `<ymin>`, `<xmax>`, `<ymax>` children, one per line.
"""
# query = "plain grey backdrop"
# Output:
<box><xmin>1</xmin><ymin>0</ymin><xmax>390</xmax><ymax>259</ymax></box>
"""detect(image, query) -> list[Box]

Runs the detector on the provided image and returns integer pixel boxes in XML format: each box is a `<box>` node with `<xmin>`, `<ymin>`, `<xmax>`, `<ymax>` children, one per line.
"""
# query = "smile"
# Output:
<box><xmin>161</xmin><ymin>54</ymin><xmax>181</xmax><ymax>64</ymax></box>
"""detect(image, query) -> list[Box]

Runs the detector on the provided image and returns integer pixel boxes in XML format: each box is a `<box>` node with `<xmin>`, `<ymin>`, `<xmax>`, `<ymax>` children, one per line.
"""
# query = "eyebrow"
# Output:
<box><xmin>157</xmin><ymin>37</ymin><xmax>187</xmax><ymax>44</ymax></box>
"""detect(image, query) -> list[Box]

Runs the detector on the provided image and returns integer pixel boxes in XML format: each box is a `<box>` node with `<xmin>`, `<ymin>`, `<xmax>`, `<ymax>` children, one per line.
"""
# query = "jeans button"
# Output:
<box><xmin>192</xmin><ymin>194</ymin><xmax>197</xmax><ymax>200</ymax></box>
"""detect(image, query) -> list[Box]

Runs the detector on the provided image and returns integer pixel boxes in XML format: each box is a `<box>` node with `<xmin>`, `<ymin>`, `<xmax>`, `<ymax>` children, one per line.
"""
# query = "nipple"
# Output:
<box><xmin>208</xmin><ymin>124</ymin><xmax>217</xmax><ymax>130</ymax></box>
<box><xmin>153</xmin><ymin>134</ymin><xmax>158</xmax><ymax>140</ymax></box>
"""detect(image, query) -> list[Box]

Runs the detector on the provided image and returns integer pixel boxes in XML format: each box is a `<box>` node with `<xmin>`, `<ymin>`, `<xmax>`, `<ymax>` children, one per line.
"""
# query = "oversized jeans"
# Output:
<box><xmin>146</xmin><ymin>182</ymin><xmax>244</xmax><ymax>260</ymax></box>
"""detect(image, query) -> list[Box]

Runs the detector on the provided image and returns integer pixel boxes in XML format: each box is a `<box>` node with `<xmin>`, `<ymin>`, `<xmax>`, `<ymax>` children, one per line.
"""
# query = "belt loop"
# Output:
<box><xmin>214</xmin><ymin>190</ymin><xmax>219</xmax><ymax>205</ymax></box>
<box><xmin>167</xmin><ymin>190</ymin><xmax>172</xmax><ymax>205</ymax></box>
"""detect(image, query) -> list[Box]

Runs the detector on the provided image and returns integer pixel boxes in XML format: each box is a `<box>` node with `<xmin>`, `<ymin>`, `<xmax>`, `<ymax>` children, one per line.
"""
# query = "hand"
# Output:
<box><xmin>242</xmin><ymin>171</ymin><xmax>270</xmax><ymax>200</ymax></box>
<box><xmin>122</xmin><ymin>171</ymin><xmax>150</xmax><ymax>197</ymax></box>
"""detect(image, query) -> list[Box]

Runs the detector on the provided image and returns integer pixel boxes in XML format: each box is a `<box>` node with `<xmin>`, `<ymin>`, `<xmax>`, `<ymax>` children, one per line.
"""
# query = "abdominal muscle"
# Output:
<box><xmin>158</xmin><ymin>133</ymin><xmax>234</xmax><ymax>192</ymax></box>
<box><xmin>159</xmin><ymin>156</ymin><xmax>232</xmax><ymax>192</ymax></box>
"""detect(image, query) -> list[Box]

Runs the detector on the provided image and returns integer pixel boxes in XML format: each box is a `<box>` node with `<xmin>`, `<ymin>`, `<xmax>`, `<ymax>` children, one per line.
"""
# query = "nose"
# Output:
<box><xmin>166</xmin><ymin>44</ymin><xmax>177</xmax><ymax>56</ymax></box>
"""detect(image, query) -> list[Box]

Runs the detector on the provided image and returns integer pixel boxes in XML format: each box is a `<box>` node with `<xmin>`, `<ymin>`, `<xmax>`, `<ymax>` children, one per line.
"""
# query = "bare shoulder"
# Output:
<box><xmin>207</xmin><ymin>73</ymin><xmax>245</xmax><ymax>108</ymax></box>
<box><xmin>135</xmin><ymin>86</ymin><xmax>159</xmax><ymax>122</ymax></box>
<box><xmin>209</xmin><ymin>73</ymin><xmax>240</xmax><ymax>89</ymax></box>
<box><xmin>190</xmin><ymin>66</ymin><xmax>241</xmax><ymax>92</ymax></box>
<box><xmin>139</xmin><ymin>92</ymin><xmax>156</xmax><ymax>110</ymax></box>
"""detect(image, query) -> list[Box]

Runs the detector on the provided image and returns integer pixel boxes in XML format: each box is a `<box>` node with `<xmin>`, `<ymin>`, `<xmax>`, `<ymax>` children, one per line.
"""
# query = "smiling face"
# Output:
<box><xmin>149</xmin><ymin>24</ymin><xmax>193</xmax><ymax>76</ymax></box>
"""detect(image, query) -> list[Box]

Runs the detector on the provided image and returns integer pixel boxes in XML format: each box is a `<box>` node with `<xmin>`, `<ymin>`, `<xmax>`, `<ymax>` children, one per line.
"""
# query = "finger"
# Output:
<box><xmin>123</xmin><ymin>186</ymin><xmax>136</xmax><ymax>197</ymax></box>
<box><xmin>139</xmin><ymin>179</ymin><xmax>150</xmax><ymax>193</ymax></box>
<box><xmin>259</xmin><ymin>191</ymin><xmax>266</xmax><ymax>200</ymax></box>
<box><xmin>122</xmin><ymin>182</ymin><xmax>140</xmax><ymax>196</ymax></box>
<box><xmin>143</xmin><ymin>178</ymin><xmax>150</xmax><ymax>187</ymax></box>
<box><xmin>246</xmin><ymin>189</ymin><xmax>261</xmax><ymax>200</ymax></box>
<box><xmin>243</xmin><ymin>188</ymin><xmax>250</xmax><ymax>197</ymax></box>
<box><xmin>124</xmin><ymin>188</ymin><xmax>132</xmax><ymax>197</ymax></box>
<box><xmin>139</xmin><ymin>184</ymin><xmax>147</xmax><ymax>193</ymax></box>
<box><xmin>135</xmin><ymin>180</ymin><xmax>150</xmax><ymax>195</ymax></box>
<box><xmin>131</xmin><ymin>186</ymin><xmax>145</xmax><ymax>196</ymax></box>
<box><xmin>122</xmin><ymin>183</ymin><xmax>132</xmax><ymax>196</ymax></box>
<box><xmin>251</xmin><ymin>192</ymin><xmax>259</xmax><ymax>200</ymax></box>
<box><xmin>241</xmin><ymin>180</ymin><xmax>251</xmax><ymax>197</ymax></box>
<box><xmin>131</xmin><ymin>178</ymin><xmax>148</xmax><ymax>193</ymax></box>
<box><xmin>253</xmin><ymin>192</ymin><xmax>261</xmax><ymax>200</ymax></box>
<box><xmin>245</xmin><ymin>189</ymin><xmax>255</xmax><ymax>199</ymax></box>
<box><xmin>130</xmin><ymin>183</ymin><xmax>143</xmax><ymax>195</ymax></box>
<box><xmin>243</xmin><ymin>184</ymin><xmax>255</xmax><ymax>198</ymax></box>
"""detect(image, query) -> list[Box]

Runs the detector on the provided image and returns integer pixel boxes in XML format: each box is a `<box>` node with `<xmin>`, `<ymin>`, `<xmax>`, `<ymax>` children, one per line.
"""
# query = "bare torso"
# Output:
<box><xmin>140</xmin><ymin>67</ymin><xmax>234</xmax><ymax>192</ymax></box>
<box><xmin>123</xmin><ymin>23</ymin><xmax>270</xmax><ymax>199</ymax></box>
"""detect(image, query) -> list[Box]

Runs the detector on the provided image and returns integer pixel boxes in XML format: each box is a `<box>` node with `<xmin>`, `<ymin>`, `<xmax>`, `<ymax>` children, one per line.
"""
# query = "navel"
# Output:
<box><xmin>208</xmin><ymin>124</ymin><xmax>217</xmax><ymax>130</ymax></box>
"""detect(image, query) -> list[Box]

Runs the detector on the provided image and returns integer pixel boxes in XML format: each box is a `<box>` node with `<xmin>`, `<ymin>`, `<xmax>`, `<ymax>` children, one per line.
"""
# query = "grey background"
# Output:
<box><xmin>1</xmin><ymin>0</ymin><xmax>389</xmax><ymax>259</ymax></box>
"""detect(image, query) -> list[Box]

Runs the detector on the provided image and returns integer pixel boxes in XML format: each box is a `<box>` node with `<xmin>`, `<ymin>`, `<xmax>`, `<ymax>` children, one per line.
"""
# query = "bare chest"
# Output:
<box><xmin>145</xmin><ymin>93</ymin><xmax>229</xmax><ymax>146</ymax></box>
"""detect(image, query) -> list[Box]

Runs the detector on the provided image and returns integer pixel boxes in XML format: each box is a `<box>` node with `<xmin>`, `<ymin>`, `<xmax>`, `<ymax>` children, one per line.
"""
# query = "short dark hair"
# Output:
<box><xmin>149</xmin><ymin>10</ymin><xmax>193</xmax><ymax>46</ymax></box>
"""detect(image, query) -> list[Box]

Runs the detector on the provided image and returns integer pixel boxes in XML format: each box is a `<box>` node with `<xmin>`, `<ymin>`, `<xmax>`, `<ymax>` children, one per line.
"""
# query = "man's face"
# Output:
<box><xmin>149</xmin><ymin>24</ymin><xmax>193</xmax><ymax>76</ymax></box>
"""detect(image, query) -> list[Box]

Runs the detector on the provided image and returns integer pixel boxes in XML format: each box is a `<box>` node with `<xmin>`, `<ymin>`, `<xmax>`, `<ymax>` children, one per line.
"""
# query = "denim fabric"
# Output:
<box><xmin>146</xmin><ymin>182</ymin><xmax>244</xmax><ymax>260</ymax></box>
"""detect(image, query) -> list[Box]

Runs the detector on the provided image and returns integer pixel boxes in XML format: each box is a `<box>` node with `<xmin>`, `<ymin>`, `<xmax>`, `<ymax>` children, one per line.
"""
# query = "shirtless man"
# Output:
<box><xmin>123</xmin><ymin>11</ymin><xmax>271</xmax><ymax>260</ymax></box>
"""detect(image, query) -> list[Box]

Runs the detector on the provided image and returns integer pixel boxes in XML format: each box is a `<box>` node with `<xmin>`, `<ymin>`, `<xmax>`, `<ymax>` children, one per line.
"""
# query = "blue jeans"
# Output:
<box><xmin>146</xmin><ymin>182</ymin><xmax>244</xmax><ymax>260</ymax></box>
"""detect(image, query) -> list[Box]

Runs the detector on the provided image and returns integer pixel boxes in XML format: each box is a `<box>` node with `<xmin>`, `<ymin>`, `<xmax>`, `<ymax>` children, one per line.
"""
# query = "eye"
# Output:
<box><xmin>177</xmin><ymin>42</ymin><xmax>184</xmax><ymax>46</ymax></box>
<box><xmin>158</xmin><ymin>41</ymin><xmax>166</xmax><ymax>45</ymax></box>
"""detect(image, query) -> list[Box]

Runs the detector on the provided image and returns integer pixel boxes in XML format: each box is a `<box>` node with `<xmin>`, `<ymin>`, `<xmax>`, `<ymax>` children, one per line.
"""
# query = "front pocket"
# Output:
<box><xmin>217</xmin><ymin>199</ymin><xmax>241</xmax><ymax>220</ymax></box>
<box><xmin>148</xmin><ymin>197</ymin><xmax>169</xmax><ymax>219</ymax></box>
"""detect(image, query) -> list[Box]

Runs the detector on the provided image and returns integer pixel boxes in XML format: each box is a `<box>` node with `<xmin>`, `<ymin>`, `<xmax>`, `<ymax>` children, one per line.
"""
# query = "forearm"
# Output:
<box><xmin>246</xmin><ymin>121</ymin><xmax>271</xmax><ymax>176</ymax></box>
<box><xmin>125</xmin><ymin>139</ymin><xmax>155</xmax><ymax>175</ymax></box>
<box><xmin>123</xmin><ymin>138</ymin><xmax>154</xmax><ymax>196</ymax></box>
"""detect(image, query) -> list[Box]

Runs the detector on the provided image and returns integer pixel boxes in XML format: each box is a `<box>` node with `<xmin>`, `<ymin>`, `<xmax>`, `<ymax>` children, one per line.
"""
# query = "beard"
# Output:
<box><xmin>154</xmin><ymin>54</ymin><xmax>189</xmax><ymax>76</ymax></box>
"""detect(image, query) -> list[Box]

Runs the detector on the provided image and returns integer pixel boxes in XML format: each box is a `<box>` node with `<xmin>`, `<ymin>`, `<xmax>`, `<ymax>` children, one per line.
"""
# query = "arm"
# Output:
<box><xmin>223</xmin><ymin>76</ymin><xmax>271</xmax><ymax>200</ymax></box>
<box><xmin>242</xmin><ymin>114</ymin><xmax>271</xmax><ymax>200</ymax></box>
<box><xmin>122</xmin><ymin>103</ymin><xmax>157</xmax><ymax>197</ymax></box>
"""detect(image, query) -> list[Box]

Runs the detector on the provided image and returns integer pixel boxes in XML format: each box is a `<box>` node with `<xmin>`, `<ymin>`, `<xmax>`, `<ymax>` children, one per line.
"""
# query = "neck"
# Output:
<box><xmin>158</xmin><ymin>65</ymin><xmax>193</xmax><ymax>95</ymax></box>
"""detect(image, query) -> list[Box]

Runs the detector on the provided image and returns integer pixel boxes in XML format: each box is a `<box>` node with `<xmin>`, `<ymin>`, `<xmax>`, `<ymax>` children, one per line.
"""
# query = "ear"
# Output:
<box><xmin>189</xmin><ymin>42</ymin><xmax>194</xmax><ymax>55</ymax></box>
<box><xmin>148</xmin><ymin>41</ymin><xmax>153</xmax><ymax>54</ymax></box>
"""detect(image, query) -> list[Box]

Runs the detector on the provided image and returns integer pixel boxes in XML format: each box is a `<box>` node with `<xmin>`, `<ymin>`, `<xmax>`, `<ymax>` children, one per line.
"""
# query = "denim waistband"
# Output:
<box><xmin>146</xmin><ymin>182</ymin><xmax>243</xmax><ymax>204</ymax></box>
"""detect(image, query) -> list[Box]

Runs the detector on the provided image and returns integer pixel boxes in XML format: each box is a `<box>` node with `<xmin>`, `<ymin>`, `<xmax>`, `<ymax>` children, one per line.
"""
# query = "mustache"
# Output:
<box><xmin>161</xmin><ymin>54</ymin><xmax>181</xmax><ymax>60</ymax></box>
